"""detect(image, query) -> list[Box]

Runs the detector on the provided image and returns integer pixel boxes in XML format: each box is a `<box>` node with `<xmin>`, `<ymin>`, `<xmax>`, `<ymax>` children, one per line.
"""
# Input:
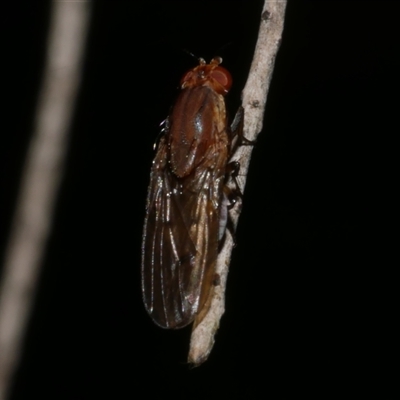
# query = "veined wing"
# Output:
<box><xmin>141</xmin><ymin>138</ymin><xmax>227</xmax><ymax>329</ymax></box>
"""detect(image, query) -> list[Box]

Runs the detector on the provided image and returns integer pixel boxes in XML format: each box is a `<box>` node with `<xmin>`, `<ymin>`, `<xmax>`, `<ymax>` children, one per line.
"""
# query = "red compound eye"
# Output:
<box><xmin>180</xmin><ymin>70</ymin><xmax>194</xmax><ymax>86</ymax></box>
<box><xmin>210</xmin><ymin>66</ymin><xmax>232</xmax><ymax>93</ymax></box>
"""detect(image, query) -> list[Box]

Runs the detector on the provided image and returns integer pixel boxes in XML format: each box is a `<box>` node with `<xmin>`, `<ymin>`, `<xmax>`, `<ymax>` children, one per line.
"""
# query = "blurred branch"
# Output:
<box><xmin>188</xmin><ymin>0</ymin><xmax>287</xmax><ymax>365</ymax></box>
<box><xmin>0</xmin><ymin>1</ymin><xmax>91</xmax><ymax>398</ymax></box>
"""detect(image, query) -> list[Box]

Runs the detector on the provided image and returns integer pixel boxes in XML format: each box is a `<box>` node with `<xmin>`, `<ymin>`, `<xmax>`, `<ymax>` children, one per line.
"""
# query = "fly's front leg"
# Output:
<box><xmin>230</xmin><ymin>106</ymin><xmax>256</xmax><ymax>153</ymax></box>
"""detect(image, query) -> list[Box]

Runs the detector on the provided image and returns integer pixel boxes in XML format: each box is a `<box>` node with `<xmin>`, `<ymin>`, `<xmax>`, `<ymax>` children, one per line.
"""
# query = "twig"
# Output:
<box><xmin>0</xmin><ymin>2</ymin><xmax>91</xmax><ymax>398</ymax></box>
<box><xmin>188</xmin><ymin>0</ymin><xmax>287</xmax><ymax>365</ymax></box>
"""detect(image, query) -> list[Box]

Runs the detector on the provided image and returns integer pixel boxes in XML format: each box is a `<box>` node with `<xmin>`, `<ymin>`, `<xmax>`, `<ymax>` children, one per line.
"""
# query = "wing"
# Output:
<box><xmin>141</xmin><ymin>136</ymin><xmax>227</xmax><ymax>329</ymax></box>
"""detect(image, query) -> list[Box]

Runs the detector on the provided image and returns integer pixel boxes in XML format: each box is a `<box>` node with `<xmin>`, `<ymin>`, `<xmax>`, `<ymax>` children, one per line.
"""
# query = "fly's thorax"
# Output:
<box><xmin>168</xmin><ymin>85</ymin><xmax>229</xmax><ymax>178</ymax></box>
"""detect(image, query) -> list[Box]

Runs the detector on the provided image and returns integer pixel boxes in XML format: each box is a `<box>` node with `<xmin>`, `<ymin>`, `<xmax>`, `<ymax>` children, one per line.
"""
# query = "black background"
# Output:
<box><xmin>1</xmin><ymin>1</ymin><xmax>398</xmax><ymax>398</ymax></box>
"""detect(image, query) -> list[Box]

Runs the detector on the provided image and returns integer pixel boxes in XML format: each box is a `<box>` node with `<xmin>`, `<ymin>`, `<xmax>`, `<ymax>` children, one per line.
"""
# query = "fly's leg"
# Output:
<box><xmin>218</xmin><ymin>161</ymin><xmax>243</xmax><ymax>250</ymax></box>
<box><xmin>152</xmin><ymin>117</ymin><xmax>170</xmax><ymax>150</ymax></box>
<box><xmin>225</xmin><ymin>161</ymin><xmax>242</xmax><ymax>210</ymax></box>
<box><xmin>230</xmin><ymin>106</ymin><xmax>256</xmax><ymax>154</ymax></box>
<box><xmin>218</xmin><ymin>107</ymin><xmax>256</xmax><ymax>251</ymax></box>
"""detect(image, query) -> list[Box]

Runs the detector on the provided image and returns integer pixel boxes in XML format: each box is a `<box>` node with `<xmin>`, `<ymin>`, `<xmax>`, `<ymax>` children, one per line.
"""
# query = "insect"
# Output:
<box><xmin>141</xmin><ymin>57</ymin><xmax>244</xmax><ymax>329</ymax></box>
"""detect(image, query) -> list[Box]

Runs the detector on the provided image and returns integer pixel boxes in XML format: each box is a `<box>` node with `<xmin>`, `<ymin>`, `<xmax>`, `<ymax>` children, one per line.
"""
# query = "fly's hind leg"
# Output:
<box><xmin>225</xmin><ymin>161</ymin><xmax>242</xmax><ymax>211</ymax></box>
<box><xmin>218</xmin><ymin>161</ymin><xmax>243</xmax><ymax>251</ymax></box>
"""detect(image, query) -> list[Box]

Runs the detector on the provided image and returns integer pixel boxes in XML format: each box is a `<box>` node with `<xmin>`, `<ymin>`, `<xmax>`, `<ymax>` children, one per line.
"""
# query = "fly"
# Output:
<box><xmin>141</xmin><ymin>57</ymin><xmax>244</xmax><ymax>329</ymax></box>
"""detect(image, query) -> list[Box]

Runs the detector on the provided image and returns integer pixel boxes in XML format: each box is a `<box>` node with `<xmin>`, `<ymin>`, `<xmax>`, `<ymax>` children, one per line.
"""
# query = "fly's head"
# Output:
<box><xmin>180</xmin><ymin>57</ymin><xmax>232</xmax><ymax>95</ymax></box>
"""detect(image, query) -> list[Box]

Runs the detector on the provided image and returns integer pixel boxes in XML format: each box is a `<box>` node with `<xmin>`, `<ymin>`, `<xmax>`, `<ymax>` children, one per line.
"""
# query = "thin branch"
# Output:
<box><xmin>0</xmin><ymin>2</ymin><xmax>91</xmax><ymax>398</ymax></box>
<box><xmin>188</xmin><ymin>0</ymin><xmax>287</xmax><ymax>365</ymax></box>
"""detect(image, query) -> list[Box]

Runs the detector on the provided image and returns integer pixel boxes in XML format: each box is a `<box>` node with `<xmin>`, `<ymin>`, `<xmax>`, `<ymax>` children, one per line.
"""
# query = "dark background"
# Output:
<box><xmin>1</xmin><ymin>1</ymin><xmax>397</xmax><ymax>398</ymax></box>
